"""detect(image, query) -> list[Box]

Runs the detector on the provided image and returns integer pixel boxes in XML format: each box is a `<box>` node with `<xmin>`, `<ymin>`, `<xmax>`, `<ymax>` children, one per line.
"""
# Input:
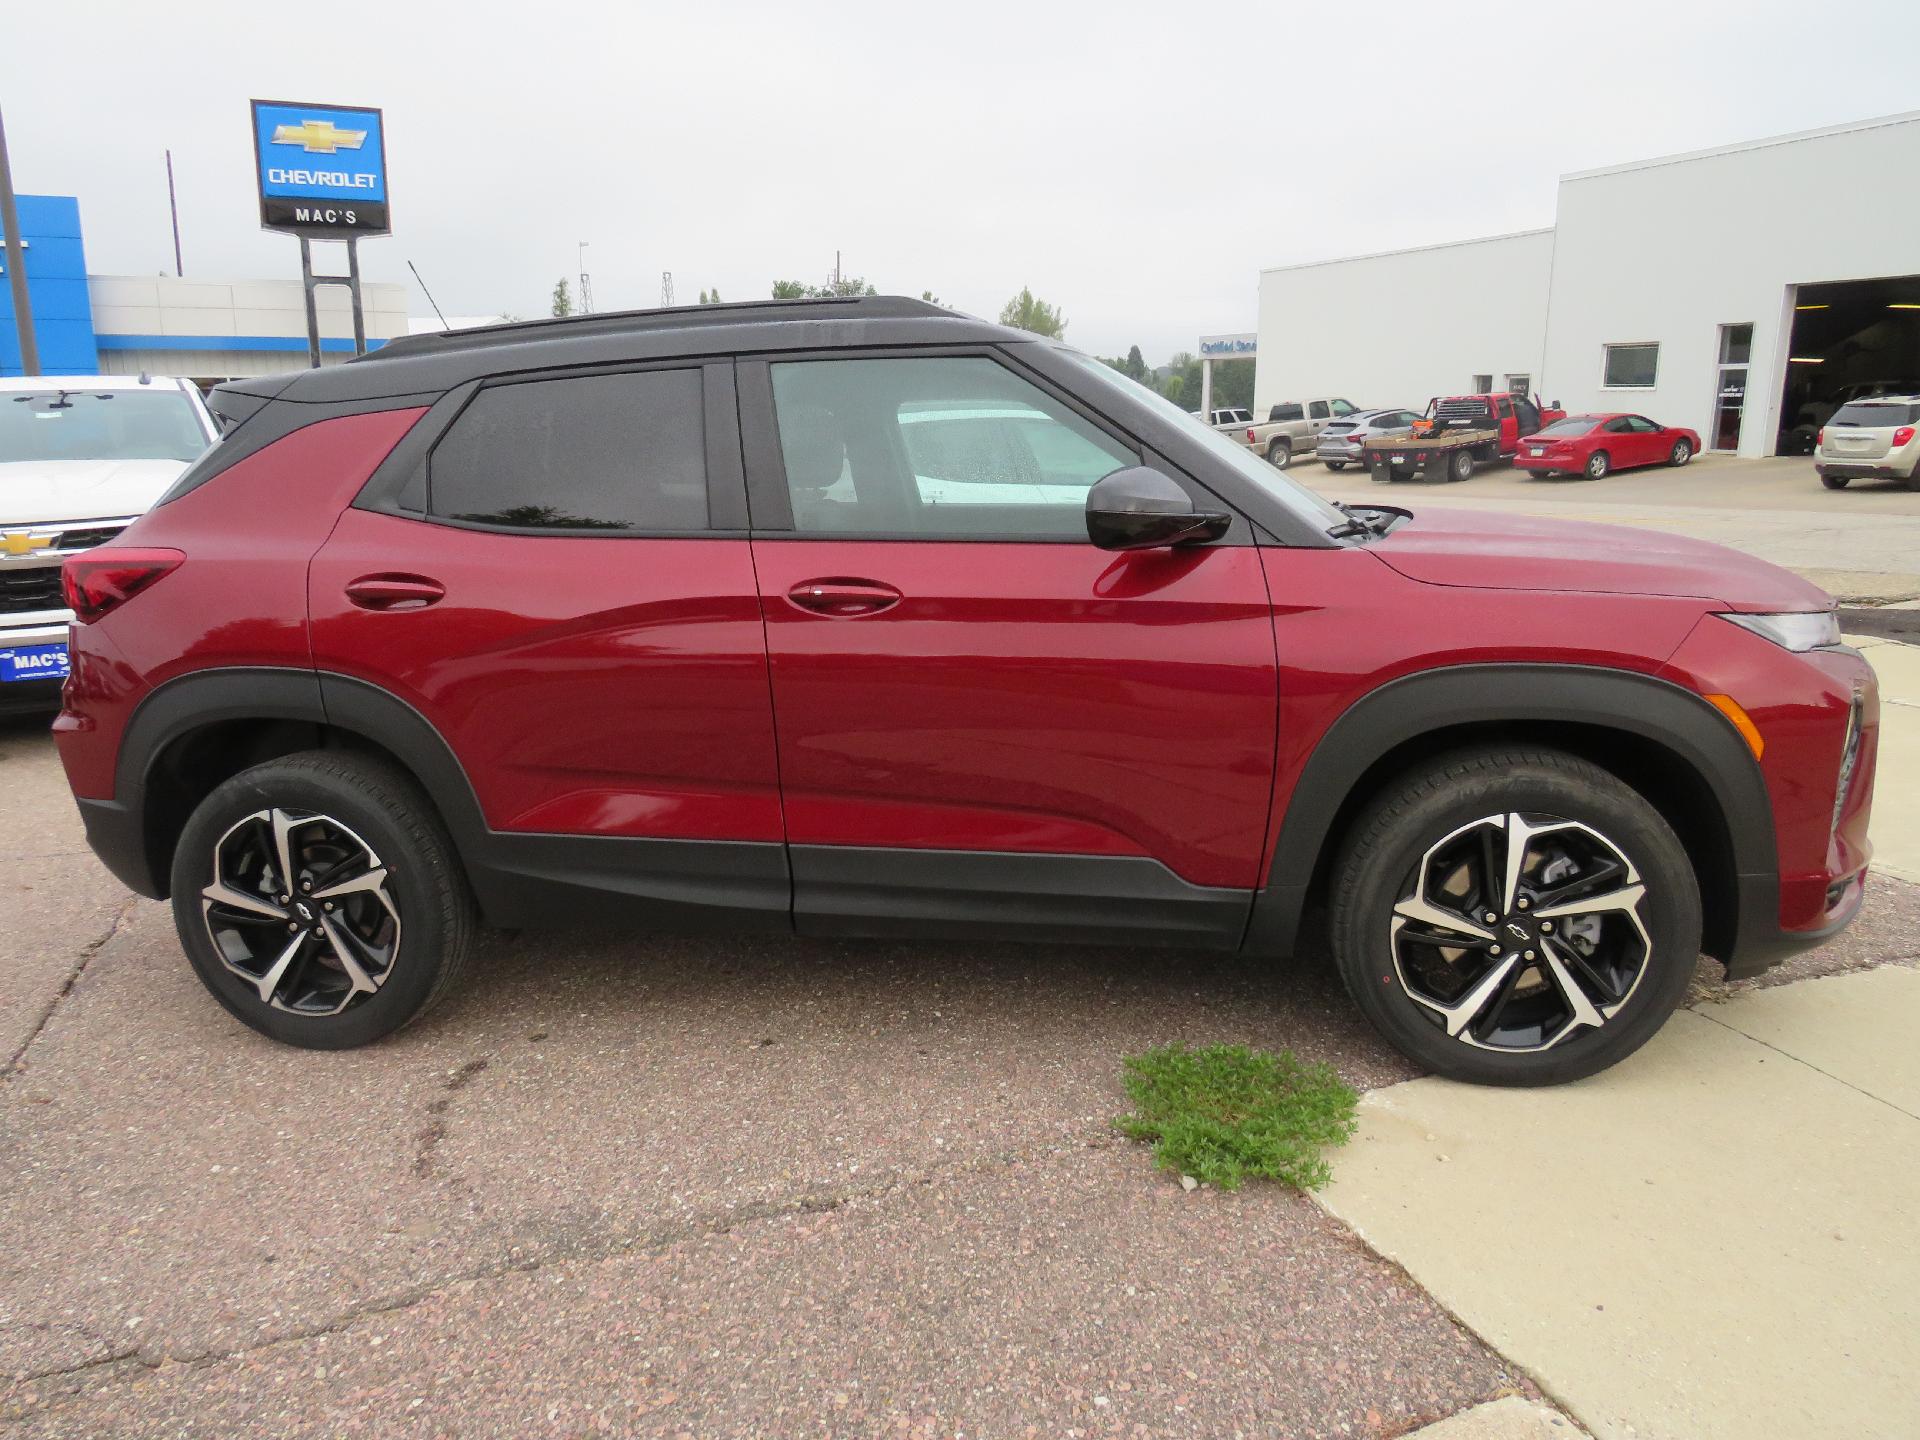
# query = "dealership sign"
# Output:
<box><xmin>250</xmin><ymin>99</ymin><xmax>391</xmax><ymax>236</ymax></box>
<box><xmin>1198</xmin><ymin>332</ymin><xmax>1257</xmax><ymax>360</ymax></box>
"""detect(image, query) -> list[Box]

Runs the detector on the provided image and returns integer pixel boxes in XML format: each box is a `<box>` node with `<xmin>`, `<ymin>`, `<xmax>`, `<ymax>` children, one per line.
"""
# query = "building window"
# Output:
<box><xmin>1504</xmin><ymin>374</ymin><xmax>1530</xmax><ymax>397</ymax></box>
<box><xmin>1602</xmin><ymin>343</ymin><xmax>1659</xmax><ymax>389</ymax></box>
<box><xmin>1472</xmin><ymin>374</ymin><xmax>1493</xmax><ymax>394</ymax></box>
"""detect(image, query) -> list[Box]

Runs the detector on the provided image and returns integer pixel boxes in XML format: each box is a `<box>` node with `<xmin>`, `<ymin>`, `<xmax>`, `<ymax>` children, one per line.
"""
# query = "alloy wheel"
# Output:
<box><xmin>1388</xmin><ymin>811</ymin><xmax>1652</xmax><ymax>1052</ymax></box>
<box><xmin>201</xmin><ymin>808</ymin><xmax>403</xmax><ymax>1016</ymax></box>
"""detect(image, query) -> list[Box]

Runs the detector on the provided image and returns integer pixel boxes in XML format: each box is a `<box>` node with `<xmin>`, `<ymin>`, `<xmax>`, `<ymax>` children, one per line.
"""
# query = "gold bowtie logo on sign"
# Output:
<box><xmin>270</xmin><ymin>119</ymin><xmax>368</xmax><ymax>154</ymax></box>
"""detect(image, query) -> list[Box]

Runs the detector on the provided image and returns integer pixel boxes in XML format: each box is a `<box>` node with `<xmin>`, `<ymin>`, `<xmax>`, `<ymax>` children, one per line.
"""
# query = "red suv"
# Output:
<box><xmin>53</xmin><ymin>298</ymin><xmax>1878</xmax><ymax>1085</ymax></box>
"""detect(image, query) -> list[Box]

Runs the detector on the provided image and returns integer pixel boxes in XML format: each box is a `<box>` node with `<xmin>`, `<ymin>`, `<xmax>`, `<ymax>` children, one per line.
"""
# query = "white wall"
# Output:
<box><xmin>1254</xmin><ymin>230</ymin><xmax>1553</xmax><ymax>417</ymax></box>
<box><xmin>89</xmin><ymin>275</ymin><xmax>411</xmax><ymax>343</ymax></box>
<box><xmin>1541</xmin><ymin>112</ymin><xmax>1920</xmax><ymax>455</ymax></box>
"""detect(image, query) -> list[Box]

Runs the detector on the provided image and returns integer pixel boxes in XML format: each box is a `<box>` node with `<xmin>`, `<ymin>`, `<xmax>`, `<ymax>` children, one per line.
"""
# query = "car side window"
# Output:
<box><xmin>1308</xmin><ymin>401</ymin><xmax>1330</xmax><ymax>420</ymax></box>
<box><xmin>1604</xmin><ymin>417</ymin><xmax>1633</xmax><ymax>434</ymax></box>
<box><xmin>1627</xmin><ymin>415</ymin><xmax>1660</xmax><ymax>433</ymax></box>
<box><xmin>768</xmin><ymin>356</ymin><xmax>1137</xmax><ymax>540</ymax></box>
<box><xmin>429</xmin><ymin>369</ymin><xmax>708</xmax><ymax>531</ymax></box>
<box><xmin>1330</xmin><ymin>399</ymin><xmax>1357</xmax><ymax>416</ymax></box>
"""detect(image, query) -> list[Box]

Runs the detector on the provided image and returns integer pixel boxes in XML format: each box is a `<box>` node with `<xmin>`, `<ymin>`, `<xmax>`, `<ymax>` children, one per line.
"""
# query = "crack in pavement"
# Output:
<box><xmin>410</xmin><ymin>1056</ymin><xmax>492</xmax><ymax>1180</ymax></box>
<box><xmin>1690</xmin><ymin>1003</ymin><xmax>1920</xmax><ymax>1124</ymax></box>
<box><xmin>2</xmin><ymin>895</ymin><xmax>139</xmax><ymax>1080</ymax></box>
<box><xmin>4</xmin><ymin>1128</ymin><xmax>1130</xmax><ymax>1415</ymax></box>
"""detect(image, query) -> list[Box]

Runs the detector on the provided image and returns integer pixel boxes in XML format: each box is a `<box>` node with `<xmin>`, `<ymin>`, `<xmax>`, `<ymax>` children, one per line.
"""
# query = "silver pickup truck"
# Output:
<box><xmin>1241</xmin><ymin>397</ymin><xmax>1360</xmax><ymax>468</ymax></box>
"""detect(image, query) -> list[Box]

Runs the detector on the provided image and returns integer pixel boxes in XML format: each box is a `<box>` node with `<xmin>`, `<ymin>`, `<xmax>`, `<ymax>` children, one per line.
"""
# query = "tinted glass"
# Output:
<box><xmin>1720</xmin><ymin>324</ymin><xmax>1753</xmax><ymax>365</ymax></box>
<box><xmin>1308</xmin><ymin>401</ymin><xmax>1330</xmax><ymax>419</ymax></box>
<box><xmin>1603</xmin><ymin>343</ymin><xmax>1659</xmax><ymax>388</ymax></box>
<box><xmin>1330</xmin><ymin>398</ymin><xmax>1357</xmax><ymax>416</ymax></box>
<box><xmin>1535</xmin><ymin>417</ymin><xmax>1600</xmax><ymax>437</ymax></box>
<box><xmin>0</xmin><ymin>390</ymin><xmax>208</xmax><ymax>463</ymax></box>
<box><xmin>770</xmin><ymin>356</ymin><xmax>1135</xmax><ymax>538</ymax></box>
<box><xmin>1603</xmin><ymin>417</ymin><xmax>1633</xmax><ymax>433</ymax></box>
<box><xmin>1270</xmin><ymin>403</ymin><xmax>1304</xmax><ymax>422</ymax></box>
<box><xmin>1626</xmin><ymin>415</ymin><xmax>1661</xmax><ymax>433</ymax></box>
<box><xmin>1831</xmin><ymin>401</ymin><xmax>1920</xmax><ymax>427</ymax></box>
<box><xmin>430</xmin><ymin>370</ymin><xmax>707</xmax><ymax>531</ymax></box>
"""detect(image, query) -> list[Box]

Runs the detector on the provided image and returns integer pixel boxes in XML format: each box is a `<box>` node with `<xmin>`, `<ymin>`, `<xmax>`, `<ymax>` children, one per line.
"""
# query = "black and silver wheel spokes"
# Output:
<box><xmin>1389</xmin><ymin>812</ymin><xmax>1651</xmax><ymax>1053</ymax></box>
<box><xmin>201</xmin><ymin>808</ymin><xmax>402</xmax><ymax>1017</ymax></box>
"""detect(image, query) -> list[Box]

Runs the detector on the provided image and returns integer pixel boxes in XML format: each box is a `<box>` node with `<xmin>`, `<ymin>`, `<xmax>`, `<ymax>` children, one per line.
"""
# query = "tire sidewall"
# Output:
<box><xmin>1671</xmin><ymin>440</ymin><xmax>1691</xmax><ymax>465</ymax></box>
<box><xmin>1587</xmin><ymin>451</ymin><xmax>1609</xmax><ymax>479</ymax></box>
<box><xmin>1268</xmin><ymin>439</ymin><xmax>1292</xmax><ymax>468</ymax></box>
<box><xmin>1334</xmin><ymin>760</ymin><xmax>1700</xmax><ymax>1086</ymax></box>
<box><xmin>171</xmin><ymin>761</ymin><xmax>454</xmax><ymax>1050</ymax></box>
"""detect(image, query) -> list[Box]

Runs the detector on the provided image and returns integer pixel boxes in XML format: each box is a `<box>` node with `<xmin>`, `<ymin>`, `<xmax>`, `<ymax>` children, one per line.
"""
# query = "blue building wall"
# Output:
<box><xmin>0</xmin><ymin>195</ymin><xmax>100</xmax><ymax>376</ymax></box>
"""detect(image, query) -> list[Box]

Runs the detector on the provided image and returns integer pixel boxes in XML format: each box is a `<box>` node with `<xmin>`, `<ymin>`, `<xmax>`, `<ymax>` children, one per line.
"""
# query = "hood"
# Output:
<box><xmin>0</xmin><ymin>459</ymin><xmax>189</xmax><ymax>526</ymax></box>
<box><xmin>1371</xmin><ymin>507</ymin><xmax>1831</xmax><ymax>612</ymax></box>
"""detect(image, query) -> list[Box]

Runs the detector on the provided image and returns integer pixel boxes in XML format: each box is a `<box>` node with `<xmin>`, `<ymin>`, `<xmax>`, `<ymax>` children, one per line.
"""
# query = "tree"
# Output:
<box><xmin>550</xmin><ymin>278</ymin><xmax>572</xmax><ymax>318</ymax></box>
<box><xmin>697</xmin><ymin>288</ymin><xmax>723</xmax><ymax>305</ymax></box>
<box><xmin>771</xmin><ymin>275</ymin><xmax>880</xmax><ymax>299</ymax></box>
<box><xmin>998</xmin><ymin>287</ymin><xmax>1066</xmax><ymax>338</ymax></box>
<box><xmin>921</xmin><ymin>289</ymin><xmax>942</xmax><ymax>305</ymax></box>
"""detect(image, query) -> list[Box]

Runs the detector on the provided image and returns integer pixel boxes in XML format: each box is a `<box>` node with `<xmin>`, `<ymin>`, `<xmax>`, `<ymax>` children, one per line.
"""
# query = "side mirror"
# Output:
<box><xmin>1086</xmin><ymin>467</ymin><xmax>1232</xmax><ymax>551</ymax></box>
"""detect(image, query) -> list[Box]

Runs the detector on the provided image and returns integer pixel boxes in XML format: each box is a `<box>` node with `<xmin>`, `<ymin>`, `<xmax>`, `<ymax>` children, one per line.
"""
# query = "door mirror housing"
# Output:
<box><xmin>1085</xmin><ymin>467</ymin><xmax>1233</xmax><ymax>551</ymax></box>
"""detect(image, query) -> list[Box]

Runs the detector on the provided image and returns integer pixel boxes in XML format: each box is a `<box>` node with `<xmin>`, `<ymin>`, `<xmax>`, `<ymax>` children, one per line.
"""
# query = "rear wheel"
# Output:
<box><xmin>1447</xmin><ymin>449</ymin><xmax>1475</xmax><ymax>482</ymax></box>
<box><xmin>1325</xmin><ymin>460</ymin><xmax>1346</xmax><ymax>471</ymax></box>
<box><xmin>1584</xmin><ymin>450</ymin><xmax>1611</xmax><ymax>480</ymax></box>
<box><xmin>171</xmin><ymin>750</ymin><xmax>476</xmax><ymax>1049</ymax></box>
<box><xmin>1267</xmin><ymin>438</ymin><xmax>1292</xmax><ymax>469</ymax></box>
<box><xmin>1820</xmin><ymin>473</ymin><xmax>1851</xmax><ymax>490</ymax></box>
<box><xmin>1668</xmin><ymin>439</ymin><xmax>1692</xmax><ymax>466</ymax></box>
<box><xmin>1329</xmin><ymin>747</ymin><xmax>1699</xmax><ymax>1086</ymax></box>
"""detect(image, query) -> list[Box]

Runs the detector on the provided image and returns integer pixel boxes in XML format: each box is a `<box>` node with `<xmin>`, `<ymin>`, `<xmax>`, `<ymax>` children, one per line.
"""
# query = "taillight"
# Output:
<box><xmin>1894</xmin><ymin>425</ymin><xmax>1916</xmax><ymax>448</ymax></box>
<box><xmin>1817</xmin><ymin>427</ymin><xmax>1825</xmax><ymax>446</ymax></box>
<box><xmin>1246</xmin><ymin>428</ymin><xmax>1257</xmax><ymax>444</ymax></box>
<box><xmin>61</xmin><ymin>549</ymin><xmax>184</xmax><ymax>623</ymax></box>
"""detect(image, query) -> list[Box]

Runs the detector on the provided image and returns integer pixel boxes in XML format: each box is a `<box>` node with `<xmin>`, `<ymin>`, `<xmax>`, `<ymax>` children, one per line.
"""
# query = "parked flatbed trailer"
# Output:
<box><xmin>1363</xmin><ymin>427</ymin><xmax>1502</xmax><ymax>484</ymax></box>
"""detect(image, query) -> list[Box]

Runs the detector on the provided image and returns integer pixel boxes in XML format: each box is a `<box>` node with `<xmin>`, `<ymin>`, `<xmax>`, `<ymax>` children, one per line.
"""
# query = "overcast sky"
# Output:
<box><xmin>6</xmin><ymin>0</ymin><xmax>1919</xmax><ymax>362</ymax></box>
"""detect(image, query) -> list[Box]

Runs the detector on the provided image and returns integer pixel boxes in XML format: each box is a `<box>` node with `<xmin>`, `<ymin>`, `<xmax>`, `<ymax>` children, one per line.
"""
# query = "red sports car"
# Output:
<box><xmin>1514</xmin><ymin>413</ymin><xmax>1701</xmax><ymax>480</ymax></box>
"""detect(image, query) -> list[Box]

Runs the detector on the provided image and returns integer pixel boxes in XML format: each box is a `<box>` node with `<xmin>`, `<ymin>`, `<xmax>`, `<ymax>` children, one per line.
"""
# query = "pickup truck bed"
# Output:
<box><xmin>1363</xmin><ymin>428</ymin><xmax>1501</xmax><ymax>483</ymax></box>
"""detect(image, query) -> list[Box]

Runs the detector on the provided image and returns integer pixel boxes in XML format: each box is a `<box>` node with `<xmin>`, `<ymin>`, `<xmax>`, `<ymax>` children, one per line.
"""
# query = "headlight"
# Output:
<box><xmin>1715</xmin><ymin>610</ymin><xmax>1841</xmax><ymax>652</ymax></box>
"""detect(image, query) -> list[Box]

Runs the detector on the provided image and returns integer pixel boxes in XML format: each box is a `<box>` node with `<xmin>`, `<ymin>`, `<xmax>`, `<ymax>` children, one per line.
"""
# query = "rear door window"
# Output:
<box><xmin>429</xmin><ymin>369</ymin><xmax>708</xmax><ymax>531</ymax></box>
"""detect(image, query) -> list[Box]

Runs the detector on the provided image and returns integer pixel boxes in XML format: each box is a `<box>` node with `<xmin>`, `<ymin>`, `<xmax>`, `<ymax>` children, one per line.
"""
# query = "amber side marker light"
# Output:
<box><xmin>1704</xmin><ymin>693</ymin><xmax>1765</xmax><ymax>759</ymax></box>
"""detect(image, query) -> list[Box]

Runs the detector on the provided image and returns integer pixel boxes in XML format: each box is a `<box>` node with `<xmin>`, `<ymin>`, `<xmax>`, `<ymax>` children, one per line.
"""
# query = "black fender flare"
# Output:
<box><xmin>1243</xmin><ymin>663</ymin><xmax>1777</xmax><ymax>962</ymax></box>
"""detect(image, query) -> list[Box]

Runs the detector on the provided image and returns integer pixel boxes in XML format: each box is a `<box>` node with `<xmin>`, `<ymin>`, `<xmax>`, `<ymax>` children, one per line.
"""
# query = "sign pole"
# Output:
<box><xmin>299</xmin><ymin>235</ymin><xmax>322</xmax><ymax>370</ymax></box>
<box><xmin>347</xmin><ymin>236</ymin><xmax>366</xmax><ymax>357</ymax></box>
<box><xmin>0</xmin><ymin>104</ymin><xmax>40</xmax><ymax>377</ymax></box>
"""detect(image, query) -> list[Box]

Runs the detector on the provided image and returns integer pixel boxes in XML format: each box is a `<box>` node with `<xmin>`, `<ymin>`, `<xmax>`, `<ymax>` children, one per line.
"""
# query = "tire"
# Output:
<box><xmin>1668</xmin><ymin>439</ymin><xmax>1692</xmax><ymax>467</ymax></box>
<box><xmin>1447</xmin><ymin>449</ymin><xmax>1474</xmax><ymax>482</ymax></box>
<box><xmin>1906</xmin><ymin>471</ymin><xmax>1920</xmax><ymax>494</ymax></box>
<box><xmin>1266</xmin><ymin>438</ymin><xmax>1292</xmax><ymax>469</ymax></box>
<box><xmin>1328</xmin><ymin>746</ymin><xmax>1700</xmax><ymax>1086</ymax></box>
<box><xmin>1325</xmin><ymin>461</ymin><xmax>1346</xmax><ymax>472</ymax></box>
<box><xmin>1584</xmin><ymin>450</ymin><xmax>1611</xmax><ymax>480</ymax></box>
<box><xmin>1819</xmin><ymin>474</ymin><xmax>1850</xmax><ymax>490</ymax></box>
<box><xmin>170</xmin><ymin>750</ymin><xmax>477</xmax><ymax>1049</ymax></box>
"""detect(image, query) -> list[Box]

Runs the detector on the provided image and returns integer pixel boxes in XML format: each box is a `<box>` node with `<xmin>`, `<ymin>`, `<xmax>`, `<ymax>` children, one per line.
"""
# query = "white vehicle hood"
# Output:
<box><xmin>0</xmin><ymin>459</ymin><xmax>187</xmax><ymax>526</ymax></box>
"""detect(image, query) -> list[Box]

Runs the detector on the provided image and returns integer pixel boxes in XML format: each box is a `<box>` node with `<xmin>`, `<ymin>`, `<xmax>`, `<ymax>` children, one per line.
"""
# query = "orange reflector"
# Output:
<box><xmin>1705</xmin><ymin>693</ymin><xmax>1764</xmax><ymax>759</ymax></box>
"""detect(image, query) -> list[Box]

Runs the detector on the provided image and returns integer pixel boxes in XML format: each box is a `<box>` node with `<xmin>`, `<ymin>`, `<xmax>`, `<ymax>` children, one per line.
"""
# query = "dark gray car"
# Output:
<box><xmin>1314</xmin><ymin>407</ymin><xmax>1420</xmax><ymax>470</ymax></box>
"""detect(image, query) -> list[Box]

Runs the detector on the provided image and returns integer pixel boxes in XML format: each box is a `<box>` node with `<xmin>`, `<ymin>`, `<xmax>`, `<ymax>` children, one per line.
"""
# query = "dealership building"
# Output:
<box><xmin>1253</xmin><ymin>110</ymin><xmax>1920</xmax><ymax>457</ymax></box>
<box><xmin>1</xmin><ymin>194</ymin><xmax>408</xmax><ymax>385</ymax></box>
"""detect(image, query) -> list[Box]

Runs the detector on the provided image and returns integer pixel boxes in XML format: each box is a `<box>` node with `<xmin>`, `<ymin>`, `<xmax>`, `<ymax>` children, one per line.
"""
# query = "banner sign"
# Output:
<box><xmin>251</xmin><ymin>99</ymin><xmax>391</xmax><ymax>236</ymax></box>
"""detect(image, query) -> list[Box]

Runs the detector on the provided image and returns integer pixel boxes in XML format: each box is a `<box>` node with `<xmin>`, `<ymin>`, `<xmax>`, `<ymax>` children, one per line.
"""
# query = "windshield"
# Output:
<box><xmin>1534</xmin><ymin>417</ymin><xmax>1601</xmax><ymax>438</ymax></box>
<box><xmin>1</xmin><ymin>389</ymin><xmax>210</xmax><ymax>465</ymax></box>
<box><xmin>1055</xmin><ymin>351</ymin><xmax>1349</xmax><ymax>533</ymax></box>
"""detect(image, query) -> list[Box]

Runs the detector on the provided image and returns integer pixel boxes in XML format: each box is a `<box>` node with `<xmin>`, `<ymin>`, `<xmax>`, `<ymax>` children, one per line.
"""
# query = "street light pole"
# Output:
<box><xmin>0</xmin><ymin>104</ymin><xmax>41</xmax><ymax>377</ymax></box>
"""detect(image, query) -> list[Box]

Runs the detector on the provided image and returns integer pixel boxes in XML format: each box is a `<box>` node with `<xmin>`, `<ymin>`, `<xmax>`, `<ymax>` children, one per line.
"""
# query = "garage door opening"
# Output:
<box><xmin>1778</xmin><ymin>274</ymin><xmax>1920</xmax><ymax>453</ymax></box>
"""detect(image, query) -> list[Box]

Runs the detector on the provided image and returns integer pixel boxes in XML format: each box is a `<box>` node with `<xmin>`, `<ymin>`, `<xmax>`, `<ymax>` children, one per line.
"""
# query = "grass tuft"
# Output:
<box><xmin>1116</xmin><ymin>1043</ymin><xmax>1358</xmax><ymax>1191</ymax></box>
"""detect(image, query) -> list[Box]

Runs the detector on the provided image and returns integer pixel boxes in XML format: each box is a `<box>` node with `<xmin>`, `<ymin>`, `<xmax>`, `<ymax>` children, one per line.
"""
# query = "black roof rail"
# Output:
<box><xmin>366</xmin><ymin>294</ymin><xmax>957</xmax><ymax>362</ymax></box>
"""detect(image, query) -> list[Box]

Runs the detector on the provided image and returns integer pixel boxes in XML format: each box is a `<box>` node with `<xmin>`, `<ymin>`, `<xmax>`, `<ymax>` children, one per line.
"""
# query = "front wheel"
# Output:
<box><xmin>1584</xmin><ymin>450</ymin><xmax>1611</xmax><ymax>480</ymax></box>
<box><xmin>1820</xmin><ymin>473</ymin><xmax>1850</xmax><ymax>490</ymax></box>
<box><xmin>1266</xmin><ymin>438</ymin><xmax>1292</xmax><ymax>469</ymax></box>
<box><xmin>1668</xmin><ymin>439</ymin><xmax>1692</xmax><ymax>466</ymax></box>
<box><xmin>1329</xmin><ymin>747</ymin><xmax>1700</xmax><ymax>1086</ymax></box>
<box><xmin>171</xmin><ymin>750</ymin><xmax>477</xmax><ymax>1049</ymax></box>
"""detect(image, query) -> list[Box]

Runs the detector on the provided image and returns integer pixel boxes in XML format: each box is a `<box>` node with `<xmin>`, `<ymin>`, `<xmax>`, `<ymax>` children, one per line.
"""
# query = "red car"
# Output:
<box><xmin>53</xmin><ymin>298</ymin><xmax>1876</xmax><ymax>1086</ymax></box>
<box><xmin>1514</xmin><ymin>413</ymin><xmax>1701</xmax><ymax>480</ymax></box>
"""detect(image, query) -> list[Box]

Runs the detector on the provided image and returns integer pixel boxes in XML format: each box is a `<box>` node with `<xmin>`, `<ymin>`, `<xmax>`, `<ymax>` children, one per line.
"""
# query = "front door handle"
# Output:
<box><xmin>345</xmin><ymin>574</ymin><xmax>446</xmax><ymax>612</ymax></box>
<box><xmin>785</xmin><ymin>578</ymin><xmax>903</xmax><ymax>618</ymax></box>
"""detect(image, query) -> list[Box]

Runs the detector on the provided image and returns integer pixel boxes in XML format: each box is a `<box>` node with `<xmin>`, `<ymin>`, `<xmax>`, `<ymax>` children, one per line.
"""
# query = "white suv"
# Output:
<box><xmin>1816</xmin><ymin>395</ymin><xmax>1920</xmax><ymax>492</ymax></box>
<box><xmin>0</xmin><ymin>375</ymin><xmax>217</xmax><ymax>709</ymax></box>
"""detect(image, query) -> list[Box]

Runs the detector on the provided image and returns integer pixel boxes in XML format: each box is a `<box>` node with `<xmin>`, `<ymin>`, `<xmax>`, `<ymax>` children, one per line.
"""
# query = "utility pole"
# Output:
<box><xmin>660</xmin><ymin>271</ymin><xmax>674</xmax><ymax>307</ymax></box>
<box><xmin>0</xmin><ymin>103</ymin><xmax>40</xmax><ymax>377</ymax></box>
<box><xmin>577</xmin><ymin>241</ymin><xmax>593</xmax><ymax>314</ymax></box>
<box><xmin>165</xmin><ymin>150</ymin><xmax>183</xmax><ymax>276</ymax></box>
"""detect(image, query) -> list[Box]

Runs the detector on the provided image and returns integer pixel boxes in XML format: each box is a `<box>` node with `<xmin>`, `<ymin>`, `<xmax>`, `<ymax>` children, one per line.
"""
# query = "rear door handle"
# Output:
<box><xmin>345</xmin><ymin>574</ymin><xmax>446</xmax><ymax>612</ymax></box>
<box><xmin>784</xmin><ymin>578</ymin><xmax>903</xmax><ymax>617</ymax></box>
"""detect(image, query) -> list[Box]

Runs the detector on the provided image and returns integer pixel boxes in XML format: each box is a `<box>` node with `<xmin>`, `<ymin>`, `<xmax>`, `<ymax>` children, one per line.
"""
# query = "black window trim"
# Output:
<box><xmin>736</xmin><ymin>344</ymin><xmax>1255</xmax><ymax>546</ymax></box>
<box><xmin>353</xmin><ymin>358</ymin><xmax>749</xmax><ymax>538</ymax></box>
